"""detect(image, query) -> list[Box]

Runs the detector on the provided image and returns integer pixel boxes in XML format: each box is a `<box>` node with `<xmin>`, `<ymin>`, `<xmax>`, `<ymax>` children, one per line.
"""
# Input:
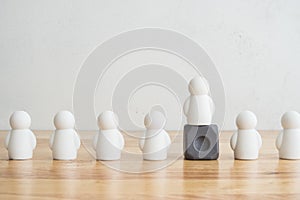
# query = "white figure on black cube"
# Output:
<box><xmin>5</xmin><ymin>111</ymin><xmax>37</xmax><ymax>160</ymax></box>
<box><xmin>230</xmin><ymin>111</ymin><xmax>262</xmax><ymax>160</ymax></box>
<box><xmin>139</xmin><ymin>111</ymin><xmax>171</xmax><ymax>161</ymax></box>
<box><xmin>93</xmin><ymin>111</ymin><xmax>125</xmax><ymax>161</ymax></box>
<box><xmin>183</xmin><ymin>76</ymin><xmax>219</xmax><ymax>160</ymax></box>
<box><xmin>276</xmin><ymin>111</ymin><xmax>300</xmax><ymax>160</ymax></box>
<box><xmin>49</xmin><ymin>111</ymin><xmax>81</xmax><ymax>160</ymax></box>
<box><xmin>183</xmin><ymin>76</ymin><xmax>215</xmax><ymax>125</ymax></box>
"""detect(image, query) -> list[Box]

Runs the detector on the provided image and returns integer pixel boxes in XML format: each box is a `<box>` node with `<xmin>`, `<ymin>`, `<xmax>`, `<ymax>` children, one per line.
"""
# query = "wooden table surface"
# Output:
<box><xmin>0</xmin><ymin>130</ymin><xmax>300</xmax><ymax>199</ymax></box>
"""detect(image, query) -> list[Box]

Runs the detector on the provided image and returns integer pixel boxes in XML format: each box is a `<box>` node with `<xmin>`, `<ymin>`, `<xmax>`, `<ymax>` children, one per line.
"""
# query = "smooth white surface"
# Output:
<box><xmin>236</xmin><ymin>110</ymin><xmax>257</xmax><ymax>130</ymax></box>
<box><xmin>188</xmin><ymin>76</ymin><xmax>210</xmax><ymax>95</ymax></box>
<box><xmin>144</xmin><ymin>111</ymin><xmax>166</xmax><ymax>130</ymax></box>
<box><xmin>93</xmin><ymin>111</ymin><xmax>124</xmax><ymax>160</ymax></box>
<box><xmin>50</xmin><ymin>111</ymin><xmax>81</xmax><ymax>160</ymax></box>
<box><xmin>280</xmin><ymin>111</ymin><xmax>300</xmax><ymax>129</ymax></box>
<box><xmin>183</xmin><ymin>76</ymin><xmax>214</xmax><ymax>125</ymax></box>
<box><xmin>54</xmin><ymin>110</ymin><xmax>75</xmax><ymax>129</ymax></box>
<box><xmin>0</xmin><ymin>1</ymin><xmax>300</xmax><ymax>130</ymax></box>
<box><xmin>230</xmin><ymin>111</ymin><xmax>262</xmax><ymax>160</ymax></box>
<box><xmin>140</xmin><ymin>111</ymin><xmax>171</xmax><ymax>160</ymax></box>
<box><xmin>5</xmin><ymin>111</ymin><xmax>36</xmax><ymax>160</ymax></box>
<box><xmin>276</xmin><ymin>111</ymin><xmax>300</xmax><ymax>159</ymax></box>
<box><xmin>9</xmin><ymin>111</ymin><xmax>31</xmax><ymax>130</ymax></box>
<box><xmin>97</xmin><ymin>111</ymin><xmax>119</xmax><ymax>130</ymax></box>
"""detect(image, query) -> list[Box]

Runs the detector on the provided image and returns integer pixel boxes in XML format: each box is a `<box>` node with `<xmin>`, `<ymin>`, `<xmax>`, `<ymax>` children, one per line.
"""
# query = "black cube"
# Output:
<box><xmin>183</xmin><ymin>124</ymin><xmax>219</xmax><ymax>160</ymax></box>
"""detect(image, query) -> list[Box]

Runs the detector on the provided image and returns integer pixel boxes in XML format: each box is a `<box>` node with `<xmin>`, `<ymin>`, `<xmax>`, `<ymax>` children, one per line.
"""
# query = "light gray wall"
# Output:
<box><xmin>0</xmin><ymin>0</ymin><xmax>299</xmax><ymax>130</ymax></box>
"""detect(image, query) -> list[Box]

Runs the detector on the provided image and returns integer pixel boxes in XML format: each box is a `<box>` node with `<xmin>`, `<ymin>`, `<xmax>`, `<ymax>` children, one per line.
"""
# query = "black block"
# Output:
<box><xmin>183</xmin><ymin>124</ymin><xmax>219</xmax><ymax>160</ymax></box>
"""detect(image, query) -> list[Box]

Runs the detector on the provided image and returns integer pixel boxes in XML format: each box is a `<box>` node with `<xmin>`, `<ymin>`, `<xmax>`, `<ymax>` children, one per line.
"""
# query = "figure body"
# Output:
<box><xmin>183</xmin><ymin>76</ymin><xmax>214</xmax><ymax>125</ymax></box>
<box><xmin>276</xmin><ymin>111</ymin><xmax>300</xmax><ymax>159</ymax></box>
<box><xmin>49</xmin><ymin>111</ymin><xmax>80</xmax><ymax>160</ymax></box>
<box><xmin>93</xmin><ymin>111</ymin><xmax>124</xmax><ymax>160</ymax></box>
<box><xmin>230</xmin><ymin>111</ymin><xmax>262</xmax><ymax>160</ymax></box>
<box><xmin>139</xmin><ymin>111</ymin><xmax>171</xmax><ymax>160</ymax></box>
<box><xmin>5</xmin><ymin>111</ymin><xmax>36</xmax><ymax>160</ymax></box>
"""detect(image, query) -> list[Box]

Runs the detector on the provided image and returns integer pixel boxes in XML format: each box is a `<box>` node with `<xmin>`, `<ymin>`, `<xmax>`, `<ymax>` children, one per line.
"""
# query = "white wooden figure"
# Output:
<box><xmin>183</xmin><ymin>76</ymin><xmax>215</xmax><ymax>125</ymax></box>
<box><xmin>139</xmin><ymin>111</ymin><xmax>171</xmax><ymax>160</ymax></box>
<box><xmin>49</xmin><ymin>111</ymin><xmax>81</xmax><ymax>160</ymax></box>
<box><xmin>93</xmin><ymin>111</ymin><xmax>124</xmax><ymax>160</ymax></box>
<box><xmin>230</xmin><ymin>111</ymin><xmax>262</xmax><ymax>160</ymax></box>
<box><xmin>276</xmin><ymin>111</ymin><xmax>300</xmax><ymax>159</ymax></box>
<box><xmin>5</xmin><ymin>111</ymin><xmax>36</xmax><ymax>160</ymax></box>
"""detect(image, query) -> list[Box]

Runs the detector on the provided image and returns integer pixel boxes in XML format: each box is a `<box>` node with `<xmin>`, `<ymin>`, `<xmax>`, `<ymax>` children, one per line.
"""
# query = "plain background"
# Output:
<box><xmin>0</xmin><ymin>0</ymin><xmax>299</xmax><ymax>131</ymax></box>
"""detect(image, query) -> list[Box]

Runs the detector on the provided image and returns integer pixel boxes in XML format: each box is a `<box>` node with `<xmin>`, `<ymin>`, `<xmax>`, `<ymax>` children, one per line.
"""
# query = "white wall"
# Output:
<box><xmin>0</xmin><ymin>0</ymin><xmax>299</xmax><ymax>130</ymax></box>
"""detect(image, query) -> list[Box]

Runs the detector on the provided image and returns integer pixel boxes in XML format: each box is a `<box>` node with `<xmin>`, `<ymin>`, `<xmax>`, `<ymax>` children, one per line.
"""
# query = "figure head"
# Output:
<box><xmin>144</xmin><ymin>110</ymin><xmax>166</xmax><ymax>130</ymax></box>
<box><xmin>10</xmin><ymin>111</ymin><xmax>31</xmax><ymax>129</ymax></box>
<box><xmin>97</xmin><ymin>111</ymin><xmax>119</xmax><ymax>130</ymax></box>
<box><xmin>54</xmin><ymin>110</ymin><xmax>75</xmax><ymax>129</ymax></box>
<box><xmin>188</xmin><ymin>76</ymin><xmax>210</xmax><ymax>95</ymax></box>
<box><xmin>281</xmin><ymin>111</ymin><xmax>300</xmax><ymax>129</ymax></box>
<box><xmin>236</xmin><ymin>110</ymin><xmax>257</xmax><ymax>130</ymax></box>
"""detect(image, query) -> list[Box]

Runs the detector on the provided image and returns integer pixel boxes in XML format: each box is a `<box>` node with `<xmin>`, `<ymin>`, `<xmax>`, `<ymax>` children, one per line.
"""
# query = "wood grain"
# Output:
<box><xmin>0</xmin><ymin>130</ymin><xmax>300</xmax><ymax>199</ymax></box>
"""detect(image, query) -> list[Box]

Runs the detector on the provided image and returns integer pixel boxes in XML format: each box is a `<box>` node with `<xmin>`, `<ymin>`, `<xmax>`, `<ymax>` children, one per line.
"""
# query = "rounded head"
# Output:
<box><xmin>54</xmin><ymin>110</ymin><xmax>75</xmax><ymax>129</ymax></box>
<box><xmin>144</xmin><ymin>110</ymin><xmax>166</xmax><ymax>130</ymax></box>
<box><xmin>281</xmin><ymin>111</ymin><xmax>300</xmax><ymax>129</ymax></box>
<box><xmin>10</xmin><ymin>111</ymin><xmax>31</xmax><ymax>129</ymax></box>
<box><xmin>236</xmin><ymin>110</ymin><xmax>257</xmax><ymax>130</ymax></box>
<box><xmin>188</xmin><ymin>76</ymin><xmax>210</xmax><ymax>95</ymax></box>
<box><xmin>97</xmin><ymin>111</ymin><xmax>119</xmax><ymax>130</ymax></box>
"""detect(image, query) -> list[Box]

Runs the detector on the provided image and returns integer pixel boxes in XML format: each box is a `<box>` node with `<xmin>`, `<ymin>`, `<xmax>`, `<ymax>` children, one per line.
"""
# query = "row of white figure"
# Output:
<box><xmin>4</xmin><ymin>110</ymin><xmax>171</xmax><ymax>161</ymax></box>
<box><xmin>184</xmin><ymin>76</ymin><xmax>300</xmax><ymax>160</ymax></box>
<box><xmin>230</xmin><ymin>110</ymin><xmax>300</xmax><ymax>160</ymax></box>
<box><xmin>4</xmin><ymin>109</ymin><xmax>300</xmax><ymax>161</ymax></box>
<box><xmin>4</xmin><ymin>75</ymin><xmax>300</xmax><ymax>161</ymax></box>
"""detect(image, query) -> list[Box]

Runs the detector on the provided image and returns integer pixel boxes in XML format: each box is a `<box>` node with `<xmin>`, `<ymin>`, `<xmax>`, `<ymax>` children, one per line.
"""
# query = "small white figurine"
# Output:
<box><xmin>5</xmin><ymin>111</ymin><xmax>36</xmax><ymax>160</ymax></box>
<box><xmin>230</xmin><ymin>111</ymin><xmax>262</xmax><ymax>160</ymax></box>
<box><xmin>49</xmin><ymin>111</ymin><xmax>81</xmax><ymax>160</ymax></box>
<box><xmin>93</xmin><ymin>111</ymin><xmax>125</xmax><ymax>160</ymax></box>
<box><xmin>139</xmin><ymin>111</ymin><xmax>171</xmax><ymax>160</ymax></box>
<box><xmin>183</xmin><ymin>76</ymin><xmax>215</xmax><ymax>125</ymax></box>
<box><xmin>276</xmin><ymin>111</ymin><xmax>300</xmax><ymax>159</ymax></box>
